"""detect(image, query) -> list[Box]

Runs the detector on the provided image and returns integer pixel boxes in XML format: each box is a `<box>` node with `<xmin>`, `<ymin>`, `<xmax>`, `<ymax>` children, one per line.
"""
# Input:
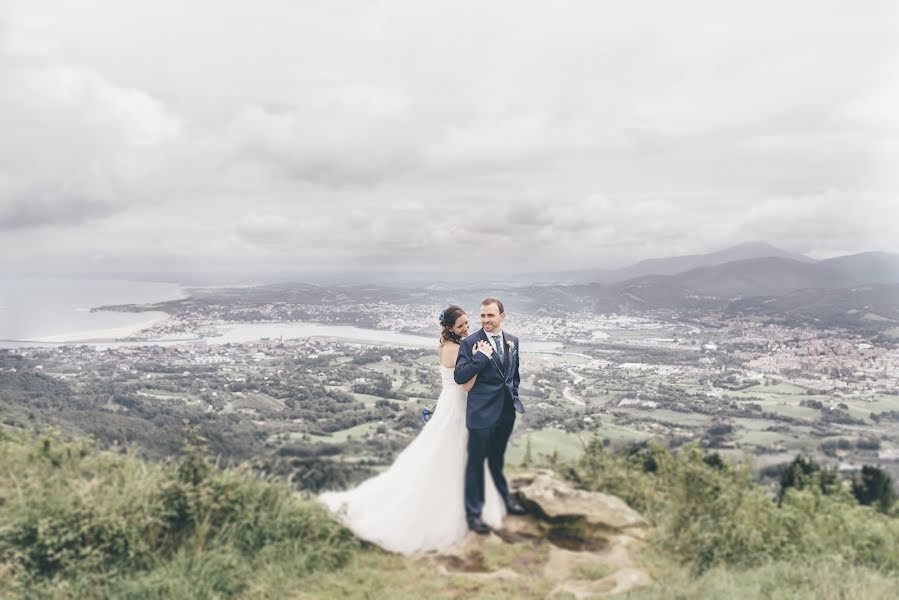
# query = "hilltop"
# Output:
<box><xmin>2</xmin><ymin>426</ymin><xmax>898</xmax><ymax>599</ymax></box>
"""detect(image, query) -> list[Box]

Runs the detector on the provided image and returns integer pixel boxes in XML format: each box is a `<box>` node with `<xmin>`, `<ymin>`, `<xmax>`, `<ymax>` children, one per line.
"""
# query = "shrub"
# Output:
<box><xmin>777</xmin><ymin>455</ymin><xmax>839</xmax><ymax>502</ymax></box>
<box><xmin>852</xmin><ymin>465</ymin><xmax>896</xmax><ymax>513</ymax></box>
<box><xmin>562</xmin><ymin>433</ymin><xmax>899</xmax><ymax>575</ymax></box>
<box><xmin>0</xmin><ymin>428</ymin><xmax>358</xmax><ymax>596</ymax></box>
<box><xmin>855</xmin><ymin>438</ymin><xmax>881</xmax><ymax>451</ymax></box>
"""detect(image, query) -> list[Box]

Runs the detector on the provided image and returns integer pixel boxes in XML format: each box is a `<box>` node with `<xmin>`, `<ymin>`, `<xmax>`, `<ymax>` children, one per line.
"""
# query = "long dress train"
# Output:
<box><xmin>319</xmin><ymin>366</ymin><xmax>506</xmax><ymax>555</ymax></box>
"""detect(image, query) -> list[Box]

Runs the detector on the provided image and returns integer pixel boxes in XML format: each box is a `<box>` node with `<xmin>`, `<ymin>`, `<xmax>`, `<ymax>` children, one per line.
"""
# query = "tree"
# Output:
<box><xmin>778</xmin><ymin>455</ymin><xmax>839</xmax><ymax>503</ymax></box>
<box><xmin>852</xmin><ymin>465</ymin><xmax>896</xmax><ymax>513</ymax></box>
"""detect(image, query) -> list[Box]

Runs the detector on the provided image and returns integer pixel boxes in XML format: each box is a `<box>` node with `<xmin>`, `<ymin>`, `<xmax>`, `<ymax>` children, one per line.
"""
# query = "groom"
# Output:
<box><xmin>454</xmin><ymin>298</ymin><xmax>527</xmax><ymax>534</ymax></box>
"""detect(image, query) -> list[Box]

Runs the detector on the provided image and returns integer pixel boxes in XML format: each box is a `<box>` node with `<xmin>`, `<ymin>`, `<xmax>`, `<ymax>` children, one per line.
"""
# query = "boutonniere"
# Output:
<box><xmin>507</xmin><ymin>340</ymin><xmax>517</xmax><ymax>357</ymax></box>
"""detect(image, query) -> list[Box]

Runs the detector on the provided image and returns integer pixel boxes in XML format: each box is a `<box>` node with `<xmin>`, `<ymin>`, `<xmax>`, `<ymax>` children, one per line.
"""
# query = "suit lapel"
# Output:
<box><xmin>503</xmin><ymin>333</ymin><xmax>515</xmax><ymax>379</ymax></box>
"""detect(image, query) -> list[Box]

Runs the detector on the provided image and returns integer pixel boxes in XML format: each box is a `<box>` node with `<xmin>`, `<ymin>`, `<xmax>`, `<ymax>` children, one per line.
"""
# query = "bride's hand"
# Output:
<box><xmin>475</xmin><ymin>340</ymin><xmax>493</xmax><ymax>357</ymax></box>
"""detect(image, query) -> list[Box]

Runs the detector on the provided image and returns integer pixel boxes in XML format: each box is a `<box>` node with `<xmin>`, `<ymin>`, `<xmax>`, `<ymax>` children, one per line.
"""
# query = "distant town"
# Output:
<box><xmin>4</xmin><ymin>282</ymin><xmax>897</xmax><ymax>493</ymax></box>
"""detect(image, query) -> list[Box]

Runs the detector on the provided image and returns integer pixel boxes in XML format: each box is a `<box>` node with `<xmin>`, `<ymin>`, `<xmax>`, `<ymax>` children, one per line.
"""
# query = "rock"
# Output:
<box><xmin>512</xmin><ymin>470</ymin><xmax>649</xmax><ymax>533</ymax></box>
<box><xmin>509</xmin><ymin>470</ymin><xmax>650</xmax><ymax>552</ymax></box>
<box><xmin>423</xmin><ymin>470</ymin><xmax>654</xmax><ymax>597</ymax></box>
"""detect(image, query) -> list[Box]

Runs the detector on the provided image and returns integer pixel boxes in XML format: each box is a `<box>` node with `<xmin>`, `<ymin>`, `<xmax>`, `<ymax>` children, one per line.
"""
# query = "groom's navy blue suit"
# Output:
<box><xmin>454</xmin><ymin>329</ymin><xmax>524</xmax><ymax>523</ymax></box>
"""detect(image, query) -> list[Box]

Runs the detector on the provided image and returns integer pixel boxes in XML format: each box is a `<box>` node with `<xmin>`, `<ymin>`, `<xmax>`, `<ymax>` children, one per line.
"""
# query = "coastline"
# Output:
<box><xmin>29</xmin><ymin>312</ymin><xmax>172</xmax><ymax>344</ymax></box>
<box><xmin>1</xmin><ymin>317</ymin><xmax>567</xmax><ymax>352</ymax></box>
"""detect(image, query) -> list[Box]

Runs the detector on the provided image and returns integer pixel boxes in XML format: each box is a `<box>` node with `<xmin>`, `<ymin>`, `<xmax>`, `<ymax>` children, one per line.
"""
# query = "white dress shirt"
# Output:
<box><xmin>486</xmin><ymin>329</ymin><xmax>504</xmax><ymax>357</ymax></box>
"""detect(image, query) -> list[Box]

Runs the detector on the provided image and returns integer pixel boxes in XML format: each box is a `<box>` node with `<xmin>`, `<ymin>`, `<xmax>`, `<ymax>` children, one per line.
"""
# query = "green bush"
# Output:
<box><xmin>777</xmin><ymin>455</ymin><xmax>839</xmax><ymax>502</ymax></box>
<box><xmin>0</xmin><ymin>428</ymin><xmax>358</xmax><ymax>597</ymax></box>
<box><xmin>563</xmin><ymin>435</ymin><xmax>899</xmax><ymax>575</ymax></box>
<box><xmin>852</xmin><ymin>465</ymin><xmax>896</xmax><ymax>513</ymax></box>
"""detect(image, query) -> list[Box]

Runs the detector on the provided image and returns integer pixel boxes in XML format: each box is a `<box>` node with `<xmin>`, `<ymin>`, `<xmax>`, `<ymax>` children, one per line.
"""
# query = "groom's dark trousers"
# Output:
<box><xmin>465</xmin><ymin>402</ymin><xmax>516</xmax><ymax>519</ymax></box>
<box><xmin>454</xmin><ymin>329</ymin><xmax>524</xmax><ymax>522</ymax></box>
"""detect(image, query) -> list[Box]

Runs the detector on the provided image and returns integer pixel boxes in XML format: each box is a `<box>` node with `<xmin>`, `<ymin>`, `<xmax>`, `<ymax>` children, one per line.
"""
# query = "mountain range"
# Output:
<box><xmin>498</xmin><ymin>247</ymin><xmax>899</xmax><ymax>327</ymax></box>
<box><xmin>177</xmin><ymin>241</ymin><xmax>899</xmax><ymax>327</ymax></box>
<box><xmin>533</xmin><ymin>241</ymin><xmax>814</xmax><ymax>284</ymax></box>
<box><xmin>622</xmin><ymin>251</ymin><xmax>899</xmax><ymax>298</ymax></box>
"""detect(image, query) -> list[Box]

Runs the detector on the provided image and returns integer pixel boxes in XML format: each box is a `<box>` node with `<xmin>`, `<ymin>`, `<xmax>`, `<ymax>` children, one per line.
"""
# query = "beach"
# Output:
<box><xmin>30</xmin><ymin>311</ymin><xmax>172</xmax><ymax>344</ymax></box>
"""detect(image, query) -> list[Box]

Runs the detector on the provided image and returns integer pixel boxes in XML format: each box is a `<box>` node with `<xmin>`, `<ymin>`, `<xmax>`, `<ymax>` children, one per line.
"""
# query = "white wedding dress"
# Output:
<box><xmin>319</xmin><ymin>365</ymin><xmax>506</xmax><ymax>555</ymax></box>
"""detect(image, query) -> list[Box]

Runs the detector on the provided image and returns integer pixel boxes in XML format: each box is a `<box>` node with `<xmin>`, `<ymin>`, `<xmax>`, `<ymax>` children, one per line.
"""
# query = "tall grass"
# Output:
<box><xmin>623</xmin><ymin>555</ymin><xmax>899</xmax><ymax>600</ymax></box>
<box><xmin>563</xmin><ymin>435</ymin><xmax>899</xmax><ymax>575</ymax></box>
<box><xmin>0</xmin><ymin>427</ymin><xmax>357</xmax><ymax>598</ymax></box>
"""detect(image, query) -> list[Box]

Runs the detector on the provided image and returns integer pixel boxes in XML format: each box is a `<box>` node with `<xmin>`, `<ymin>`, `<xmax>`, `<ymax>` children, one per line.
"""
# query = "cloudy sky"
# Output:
<box><xmin>1</xmin><ymin>0</ymin><xmax>897</xmax><ymax>281</ymax></box>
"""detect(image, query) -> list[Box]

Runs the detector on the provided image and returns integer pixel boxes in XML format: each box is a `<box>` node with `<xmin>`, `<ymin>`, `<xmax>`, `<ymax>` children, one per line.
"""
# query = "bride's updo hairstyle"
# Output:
<box><xmin>438</xmin><ymin>305</ymin><xmax>466</xmax><ymax>346</ymax></box>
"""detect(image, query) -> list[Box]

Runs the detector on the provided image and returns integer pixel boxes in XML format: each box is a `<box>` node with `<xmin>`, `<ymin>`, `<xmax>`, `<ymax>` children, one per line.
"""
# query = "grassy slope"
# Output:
<box><xmin>2</xmin><ymin>427</ymin><xmax>898</xmax><ymax>599</ymax></box>
<box><xmin>0</xmin><ymin>427</ymin><xmax>358</xmax><ymax>599</ymax></box>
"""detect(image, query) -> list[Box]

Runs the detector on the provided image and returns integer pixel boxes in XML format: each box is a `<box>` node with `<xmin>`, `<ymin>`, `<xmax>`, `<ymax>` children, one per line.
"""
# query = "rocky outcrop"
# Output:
<box><xmin>425</xmin><ymin>470</ymin><xmax>653</xmax><ymax>598</ymax></box>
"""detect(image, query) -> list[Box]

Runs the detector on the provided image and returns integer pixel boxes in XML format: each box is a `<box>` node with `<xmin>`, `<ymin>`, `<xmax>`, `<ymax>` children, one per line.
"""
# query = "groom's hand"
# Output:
<box><xmin>475</xmin><ymin>340</ymin><xmax>493</xmax><ymax>357</ymax></box>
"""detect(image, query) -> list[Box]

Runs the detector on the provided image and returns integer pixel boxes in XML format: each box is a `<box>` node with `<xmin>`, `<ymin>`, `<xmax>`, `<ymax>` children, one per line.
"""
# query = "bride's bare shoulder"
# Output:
<box><xmin>440</xmin><ymin>341</ymin><xmax>460</xmax><ymax>354</ymax></box>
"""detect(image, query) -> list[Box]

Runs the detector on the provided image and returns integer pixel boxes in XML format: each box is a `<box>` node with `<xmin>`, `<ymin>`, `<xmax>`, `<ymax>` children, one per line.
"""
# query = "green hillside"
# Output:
<box><xmin>1</xmin><ymin>426</ymin><xmax>897</xmax><ymax>599</ymax></box>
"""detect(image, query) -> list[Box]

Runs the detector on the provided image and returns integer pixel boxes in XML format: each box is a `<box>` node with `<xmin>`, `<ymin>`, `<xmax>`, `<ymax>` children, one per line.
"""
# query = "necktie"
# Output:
<box><xmin>492</xmin><ymin>335</ymin><xmax>504</xmax><ymax>364</ymax></box>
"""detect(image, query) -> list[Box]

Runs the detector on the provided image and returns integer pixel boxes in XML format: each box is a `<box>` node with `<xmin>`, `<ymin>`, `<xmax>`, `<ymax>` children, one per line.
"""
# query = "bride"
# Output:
<box><xmin>319</xmin><ymin>305</ymin><xmax>506</xmax><ymax>555</ymax></box>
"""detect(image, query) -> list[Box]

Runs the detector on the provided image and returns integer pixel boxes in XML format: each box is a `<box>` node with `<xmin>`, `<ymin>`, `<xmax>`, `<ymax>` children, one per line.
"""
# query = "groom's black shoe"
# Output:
<box><xmin>468</xmin><ymin>517</ymin><xmax>491</xmax><ymax>535</ymax></box>
<box><xmin>505</xmin><ymin>499</ymin><xmax>527</xmax><ymax>515</ymax></box>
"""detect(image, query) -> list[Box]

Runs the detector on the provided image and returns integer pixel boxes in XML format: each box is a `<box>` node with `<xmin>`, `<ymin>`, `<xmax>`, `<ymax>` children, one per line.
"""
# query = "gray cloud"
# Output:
<box><xmin>0</xmin><ymin>0</ymin><xmax>897</xmax><ymax>278</ymax></box>
<box><xmin>0</xmin><ymin>25</ymin><xmax>181</xmax><ymax>232</ymax></box>
<box><xmin>0</xmin><ymin>194</ymin><xmax>115</xmax><ymax>230</ymax></box>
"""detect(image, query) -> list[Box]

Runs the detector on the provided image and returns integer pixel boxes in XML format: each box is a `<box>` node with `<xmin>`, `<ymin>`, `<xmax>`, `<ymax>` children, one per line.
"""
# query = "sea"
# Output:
<box><xmin>0</xmin><ymin>278</ymin><xmax>564</xmax><ymax>353</ymax></box>
<box><xmin>0</xmin><ymin>278</ymin><xmax>184</xmax><ymax>346</ymax></box>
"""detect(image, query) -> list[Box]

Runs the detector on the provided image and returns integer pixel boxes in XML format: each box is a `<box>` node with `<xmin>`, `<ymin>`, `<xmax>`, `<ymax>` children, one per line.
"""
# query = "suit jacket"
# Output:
<box><xmin>454</xmin><ymin>328</ymin><xmax>524</xmax><ymax>429</ymax></box>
